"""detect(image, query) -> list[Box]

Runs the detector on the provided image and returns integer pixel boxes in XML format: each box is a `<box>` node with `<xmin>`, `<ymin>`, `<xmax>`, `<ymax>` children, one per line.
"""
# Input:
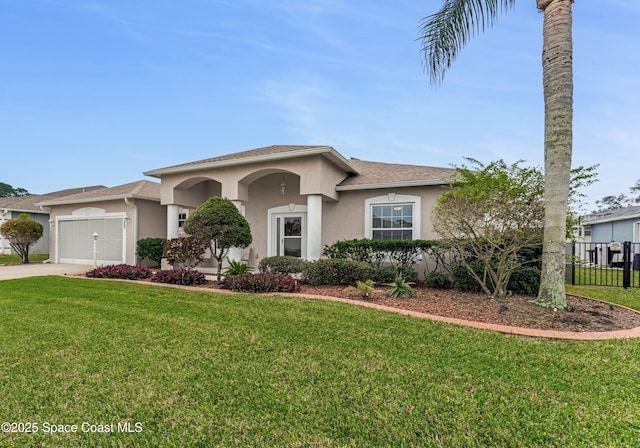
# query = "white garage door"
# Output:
<box><xmin>58</xmin><ymin>217</ymin><xmax>124</xmax><ymax>265</ymax></box>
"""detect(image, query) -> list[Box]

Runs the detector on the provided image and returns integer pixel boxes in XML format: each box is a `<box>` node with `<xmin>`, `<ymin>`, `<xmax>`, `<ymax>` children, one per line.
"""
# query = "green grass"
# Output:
<box><xmin>0</xmin><ymin>254</ymin><xmax>49</xmax><ymax>265</ymax></box>
<box><xmin>1</xmin><ymin>277</ymin><xmax>640</xmax><ymax>447</ymax></box>
<box><xmin>567</xmin><ymin>284</ymin><xmax>640</xmax><ymax>311</ymax></box>
<box><xmin>570</xmin><ymin>265</ymin><xmax>640</xmax><ymax>288</ymax></box>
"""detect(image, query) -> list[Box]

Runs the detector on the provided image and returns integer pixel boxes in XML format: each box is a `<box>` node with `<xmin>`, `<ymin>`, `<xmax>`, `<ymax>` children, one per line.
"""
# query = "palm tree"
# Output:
<box><xmin>419</xmin><ymin>0</ymin><xmax>573</xmax><ymax>309</ymax></box>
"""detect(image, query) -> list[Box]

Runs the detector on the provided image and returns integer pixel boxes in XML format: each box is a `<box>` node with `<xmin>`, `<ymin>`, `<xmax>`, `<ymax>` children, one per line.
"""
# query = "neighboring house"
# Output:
<box><xmin>38</xmin><ymin>180</ymin><xmax>166</xmax><ymax>266</ymax></box>
<box><xmin>573</xmin><ymin>206</ymin><xmax>640</xmax><ymax>267</ymax></box>
<box><xmin>144</xmin><ymin>145</ymin><xmax>456</xmax><ymax>268</ymax></box>
<box><xmin>581</xmin><ymin>206</ymin><xmax>640</xmax><ymax>243</ymax></box>
<box><xmin>0</xmin><ymin>186</ymin><xmax>104</xmax><ymax>256</ymax></box>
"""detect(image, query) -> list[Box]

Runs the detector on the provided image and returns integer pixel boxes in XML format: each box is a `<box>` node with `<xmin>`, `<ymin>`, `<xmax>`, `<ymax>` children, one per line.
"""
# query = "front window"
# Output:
<box><xmin>371</xmin><ymin>204</ymin><xmax>413</xmax><ymax>240</ymax></box>
<box><xmin>178</xmin><ymin>211</ymin><xmax>189</xmax><ymax>233</ymax></box>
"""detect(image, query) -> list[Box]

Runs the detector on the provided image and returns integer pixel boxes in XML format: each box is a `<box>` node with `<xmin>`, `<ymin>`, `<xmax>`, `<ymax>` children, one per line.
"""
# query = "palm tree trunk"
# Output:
<box><xmin>535</xmin><ymin>0</ymin><xmax>573</xmax><ymax>308</ymax></box>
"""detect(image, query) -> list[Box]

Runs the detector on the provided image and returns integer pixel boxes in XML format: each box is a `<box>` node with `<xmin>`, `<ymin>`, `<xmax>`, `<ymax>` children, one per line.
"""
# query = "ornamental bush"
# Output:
<box><xmin>136</xmin><ymin>237</ymin><xmax>166</xmax><ymax>266</ymax></box>
<box><xmin>221</xmin><ymin>273</ymin><xmax>299</xmax><ymax>293</ymax></box>
<box><xmin>152</xmin><ymin>269</ymin><xmax>207</xmax><ymax>286</ymax></box>
<box><xmin>373</xmin><ymin>266</ymin><xmax>418</xmax><ymax>284</ymax></box>
<box><xmin>424</xmin><ymin>271</ymin><xmax>451</xmax><ymax>289</ymax></box>
<box><xmin>303</xmin><ymin>259</ymin><xmax>375</xmax><ymax>286</ymax></box>
<box><xmin>258</xmin><ymin>256</ymin><xmax>310</xmax><ymax>275</ymax></box>
<box><xmin>86</xmin><ymin>264</ymin><xmax>153</xmax><ymax>280</ymax></box>
<box><xmin>450</xmin><ymin>261</ymin><xmax>485</xmax><ymax>293</ymax></box>
<box><xmin>163</xmin><ymin>236</ymin><xmax>209</xmax><ymax>269</ymax></box>
<box><xmin>323</xmin><ymin>239</ymin><xmax>438</xmax><ymax>268</ymax></box>
<box><xmin>507</xmin><ymin>266</ymin><xmax>541</xmax><ymax>296</ymax></box>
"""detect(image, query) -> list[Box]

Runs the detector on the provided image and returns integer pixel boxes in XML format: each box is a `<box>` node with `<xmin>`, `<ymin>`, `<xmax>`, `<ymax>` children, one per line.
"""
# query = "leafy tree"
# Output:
<box><xmin>0</xmin><ymin>182</ymin><xmax>29</xmax><ymax>198</ymax></box>
<box><xmin>419</xmin><ymin>0</ymin><xmax>575</xmax><ymax>308</ymax></box>
<box><xmin>433</xmin><ymin>159</ymin><xmax>595</xmax><ymax>298</ymax></box>
<box><xmin>0</xmin><ymin>213</ymin><xmax>44</xmax><ymax>263</ymax></box>
<box><xmin>592</xmin><ymin>179</ymin><xmax>640</xmax><ymax>212</ymax></box>
<box><xmin>183</xmin><ymin>197</ymin><xmax>252</xmax><ymax>281</ymax></box>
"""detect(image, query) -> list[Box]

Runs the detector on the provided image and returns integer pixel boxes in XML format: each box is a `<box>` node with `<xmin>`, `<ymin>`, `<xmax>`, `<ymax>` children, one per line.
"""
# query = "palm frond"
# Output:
<box><xmin>419</xmin><ymin>0</ymin><xmax>517</xmax><ymax>86</ymax></box>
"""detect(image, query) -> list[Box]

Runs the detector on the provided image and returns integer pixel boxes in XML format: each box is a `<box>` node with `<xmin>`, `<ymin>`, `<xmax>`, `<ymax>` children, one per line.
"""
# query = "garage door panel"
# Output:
<box><xmin>57</xmin><ymin>217</ymin><xmax>124</xmax><ymax>265</ymax></box>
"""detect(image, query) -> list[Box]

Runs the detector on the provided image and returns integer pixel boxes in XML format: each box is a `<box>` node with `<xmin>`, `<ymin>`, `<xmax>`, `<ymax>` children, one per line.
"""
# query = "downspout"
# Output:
<box><xmin>39</xmin><ymin>205</ymin><xmax>52</xmax><ymax>263</ymax></box>
<box><xmin>0</xmin><ymin>209</ymin><xmax>9</xmax><ymax>255</ymax></box>
<box><xmin>124</xmin><ymin>198</ymin><xmax>138</xmax><ymax>265</ymax></box>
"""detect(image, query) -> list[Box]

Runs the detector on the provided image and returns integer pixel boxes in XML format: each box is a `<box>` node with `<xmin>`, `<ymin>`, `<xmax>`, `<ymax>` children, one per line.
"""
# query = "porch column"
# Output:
<box><xmin>227</xmin><ymin>200</ymin><xmax>244</xmax><ymax>264</ymax></box>
<box><xmin>307</xmin><ymin>194</ymin><xmax>322</xmax><ymax>261</ymax></box>
<box><xmin>167</xmin><ymin>205</ymin><xmax>180</xmax><ymax>239</ymax></box>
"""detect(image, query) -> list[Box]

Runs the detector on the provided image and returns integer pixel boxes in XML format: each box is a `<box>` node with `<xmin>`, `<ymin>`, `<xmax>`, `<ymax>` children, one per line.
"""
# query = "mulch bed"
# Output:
<box><xmin>291</xmin><ymin>285</ymin><xmax>640</xmax><ymax>333</ymax></box>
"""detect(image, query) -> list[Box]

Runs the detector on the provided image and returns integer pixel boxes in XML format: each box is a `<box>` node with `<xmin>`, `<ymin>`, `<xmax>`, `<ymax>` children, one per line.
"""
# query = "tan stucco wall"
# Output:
<box><xmin>159</xmin><ymin>154</ymin><xmax>348</xmax><ymax>206</ymax></box>
<box><xmin>47</xmin><ymin>199</ymin><xmax>165</xmax><ymax>265</ymax></box>
<box><xmin>242</xmin><ymin>181</ymin><xmax>444</xmax><ymax>266</ymax></box>
<box><xmin>137</xmin><ymin>199</ymin><xmax>167</xmax><ymax>240</ymax></box>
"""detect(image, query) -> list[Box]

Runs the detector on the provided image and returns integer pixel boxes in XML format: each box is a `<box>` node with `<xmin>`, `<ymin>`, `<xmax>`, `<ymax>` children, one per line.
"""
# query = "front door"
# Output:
<box><xmin>273</xmin><ymin>214</ymin><xmax>305</xmax><ymax>258</ymax></box>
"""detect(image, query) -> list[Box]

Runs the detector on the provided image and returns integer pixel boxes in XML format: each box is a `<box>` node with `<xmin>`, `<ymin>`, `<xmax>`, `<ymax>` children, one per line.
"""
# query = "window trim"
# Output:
<box><xmin>364</xmin><ymin>194</ymin><xmax>421</xmax><ymax>240</ymax></box>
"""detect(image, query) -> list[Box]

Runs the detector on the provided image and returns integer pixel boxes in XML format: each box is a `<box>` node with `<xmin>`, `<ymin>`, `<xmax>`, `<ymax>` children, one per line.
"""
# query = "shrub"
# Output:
<box><xmin>352</xmin><ymin>280</ymin><xmax>375</xmax><ymax>299</ymax></box>
<box><xmin>450</xmin><ymin>261</ymin><xmax>485</xmax><ymax>293</ymax></box>
<box><xmin>303</xmin><ymin>259</ymin><xmax>375</xmax><ymax>286</ymax></box>
<box><xmin>323</xmin><ymin>239</ymin><xmax>438</xmax><ymax>268</ymax></box>
<box><xmin>152</xmin><ymin>269</ymin><xmax>207</xmax><ymax>286</ymax></box>
<box><xmin>225</xmin><ymin>259</ymin><xmax>252</xmax><ymax>275</ymax></box>
<box><xmin>136</xmin><ymin>237</ymin><xmax>166</xmax><ymax>266</ymax></box>
<box><xmin>87</xmin><ymin>264</ymin><xmax>153</xmax><ymax>280</ymax></box>
<box><xmin>258</xmin><ymin>256</ymin><xmax>310</xmax><ymax>276</ymax></box>
<box><xmin>163</xmin><ymin>236</ymin><xmax>209</xmax><ymax>269</ymax></box>
<box><xmin>424</xmin><ymin>271</ymin><xmax>451</xmax><ymax>289</ymax></box>
<box><xmin>507</xmin><ymin>266</ymin><xmax>541</xmax><ymax>296</ymax></box>
<box><xmin>373</xmin><ymin>266</ymin><xmax>418</xmax><ymax>284</ymax></box>
<box><xmin>221</xmin><ymin>273</ymin><xmax>299</xmax><ymax>293</ymax></box>
<box><xmin>384</xmin><ymin>274</ymin><xmax>415</xmax><ymax>298</ymax></box>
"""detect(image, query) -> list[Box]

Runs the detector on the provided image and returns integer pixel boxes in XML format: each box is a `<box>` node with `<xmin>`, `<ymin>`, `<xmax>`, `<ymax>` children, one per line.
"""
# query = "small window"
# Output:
<box><xmin>371</xmin><ymin>204</ymin><xmax>413</xmax><ymax>240</ymax></box>
<box><xmin>178</xmin><ymin>212</ymin><xmax>188</xmax><ymax>229</ymax></box>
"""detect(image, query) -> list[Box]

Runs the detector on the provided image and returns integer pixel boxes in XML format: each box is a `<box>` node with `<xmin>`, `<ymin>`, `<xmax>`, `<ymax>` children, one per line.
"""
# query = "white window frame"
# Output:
<box><xmin>364</xmin><ymin>194</ymin><xmax>421</xmax><ymax>240</ymax></box>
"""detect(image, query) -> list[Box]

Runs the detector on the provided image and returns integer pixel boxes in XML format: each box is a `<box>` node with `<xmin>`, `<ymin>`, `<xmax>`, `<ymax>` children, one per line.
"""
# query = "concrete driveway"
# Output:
<box><xmin>0</xmin><ymin>263</ymin><xmax>91</xmax><ymax>281</ymax></box>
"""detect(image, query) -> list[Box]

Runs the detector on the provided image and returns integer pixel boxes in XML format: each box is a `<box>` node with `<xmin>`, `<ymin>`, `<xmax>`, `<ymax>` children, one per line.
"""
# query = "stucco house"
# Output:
<box><xmin>38</xmin><ymin>180</ymin><xmax>166</xmax><ymax>266</ymax></box>
<box><xmin>572</xmin><ymin>206</ymin><xmax>640</xmax><ymax>267</ymax></box>
<box><xmin>143</xmin><ymin>145</ymin><xmax>456</xmax><ymax>269</ymax></box>
<box><xmin>0</xmin><ymin>186</ymin><xmax>104</xmax><ymax>256</ymax></box>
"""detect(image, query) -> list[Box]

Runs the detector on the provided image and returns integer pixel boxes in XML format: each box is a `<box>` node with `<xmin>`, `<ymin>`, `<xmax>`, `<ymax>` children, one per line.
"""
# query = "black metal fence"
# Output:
<box><xmin>567</xmin><ymin>241</ymin><xmax>640</xmax><ymax>288</ymax></box>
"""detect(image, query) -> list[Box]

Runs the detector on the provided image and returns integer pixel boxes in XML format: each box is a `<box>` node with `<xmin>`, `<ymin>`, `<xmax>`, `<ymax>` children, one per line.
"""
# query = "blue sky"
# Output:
<box><xmin>2</xmin><ymin>0</ymin><xmax>639</xmax><ymax>211</ymax></box>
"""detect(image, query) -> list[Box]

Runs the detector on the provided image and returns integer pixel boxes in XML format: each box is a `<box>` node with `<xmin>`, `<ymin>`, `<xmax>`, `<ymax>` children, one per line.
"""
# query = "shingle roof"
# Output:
<box><xmin>0</xmin><ymin>186</ymin><xmax>105</xmax><ymax>213</ymax></box>
<box><xmin>144</xmin><ymin>145</ymin><xmax>358</xmax><ymax>176</ymax></box>
<box><xmin>583</xmin><ymin>205</ymin><xmax>640</xmax><ymax>224</ymax></box>
<box><xmin>37</xmin><ymin>180</ymin><xmax>161</xmax><ymax>206</ymax></box>
<box><xmin>337</xmin><ymin>158</ymin><xmax>456</xmax><ymax>189</ymax></box>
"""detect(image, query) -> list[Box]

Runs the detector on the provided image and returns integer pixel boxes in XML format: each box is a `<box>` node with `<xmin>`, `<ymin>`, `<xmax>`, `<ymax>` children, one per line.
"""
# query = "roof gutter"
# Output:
<box><xmin>38</xmin><ymin>194</ymin><xmax>160</xmax><ymax>207</ymax></box>
<box><xmin>124</xmin><ymin>197</ymin><xmax>138</xmax><ymax>265</ymax></box>
<box><xmin>336</xmin><ymin>179</ymin><xmax>449</xmax><ymax>191</ymax></box>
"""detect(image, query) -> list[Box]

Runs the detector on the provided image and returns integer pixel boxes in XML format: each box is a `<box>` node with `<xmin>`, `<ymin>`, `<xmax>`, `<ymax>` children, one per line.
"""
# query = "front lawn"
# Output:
<box><xmin>1</xmin><ymin>277</ymin><xmax>639</xmax><ymax>447</ymax></box>
<box><xmin>0</xmin><ymin>254</ymin><xmax>49</xmax><ymax>265</ymax></box>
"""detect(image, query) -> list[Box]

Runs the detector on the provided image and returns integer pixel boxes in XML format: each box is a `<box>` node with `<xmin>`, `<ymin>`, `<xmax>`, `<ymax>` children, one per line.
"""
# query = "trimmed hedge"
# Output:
<box><xmin>303</xmin><ymin>259</ymin><xmax>375</xmax><ymax>286</ymax></box>
<box><xmin>151</xmin><ymin>269</ymin><xmax>207</xmax><ymax>286</ymax></box>
<box><xmin>258</xmin><ymin>256</ymin><xmax>310</xmax><ymax>276</ymax></box>
<box><xmin>221</xmin><ymin>273</ymin><xmax>299</xmax><ymax>293</ymax></box>
<box><xmin>322</xmin><ymin>239</ymin><xmax>439</xmax><ymax>267</ymax></box>
<box><xmin>87</xmin><ymin>264</ymin><xmax>153</xmax><ymax>280</ymax></box>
